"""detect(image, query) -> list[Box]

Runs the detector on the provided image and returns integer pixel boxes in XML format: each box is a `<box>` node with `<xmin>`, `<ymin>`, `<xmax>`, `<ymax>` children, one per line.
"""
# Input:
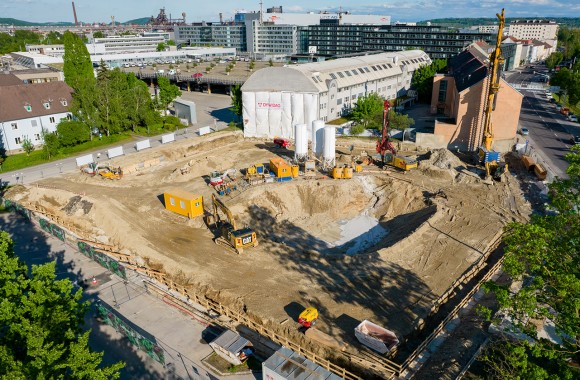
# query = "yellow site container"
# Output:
<box><xmin>163</xmin><ymin>189</ymin><xmax>203</xmax><ymax>219</ymax></box>
<box><xmin>391</xmin><ymin>156</ymin><xmax>418</xmax><ymax>171</ymax></box>
<box><xmin>269</xmin><ymin>158</ymin><xmax>292</xmax><ymax>179</ymax></box>
<box><xmin>354</xmin><ymin>165</ymin><xmax>363</xmax><ymax>173</ymax></box>
<box><xmin>291</xmin><ymin>165</ymin><xmax>299</xmax><ymax>178</ymax></box>
<box><xmin>343</xmin><ymin>167</ymin><xmax>353</xmax><ymax>178</ymax></box>
<box><xmin>332</xmin><ymin>167</ymin><xmax>343</xmax><ymax>179</ymax></box>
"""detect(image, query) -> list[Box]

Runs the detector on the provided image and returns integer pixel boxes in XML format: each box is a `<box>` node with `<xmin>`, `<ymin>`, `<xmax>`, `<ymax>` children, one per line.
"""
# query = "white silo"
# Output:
<box><xmin>322</xmin><ymin>125</ymin><xmax>336</xmax><ymax>169</ymax></box>
<box><xmin>294</xmin><ymin>123</ymin><xmax>308</xmax><ymax>162</ymax></box>
<box><xmin>311</xmin><ymin>120</ymin><xmax>325</xmax><ymax>158</ymax></box>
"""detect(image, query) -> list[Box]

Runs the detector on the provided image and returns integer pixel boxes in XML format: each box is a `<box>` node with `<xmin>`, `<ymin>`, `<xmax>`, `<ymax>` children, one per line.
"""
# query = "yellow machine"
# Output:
<box><xmin>245</xmin><ymin>163</ymin><xmax>266</xmax><ymax>177</ymax></box>
<box><xmin>98</xmin><ymin>166</ymin><xmax>123</xmax><ymax>180</ymax></box>
<box><xmin>384</xmin><ymin>153</ymin><xmax>417</xmax><ymax>171</ymax></box>
<box><xmin>478</xmin><ymin>8</ymin><xmax>508</xmax><ymax>180</ymax></box>
<box><xmin>331</xmin><ymin>165</ymin><xmax>354</xmax><ymax>179</ymax></box>
<box><xmin>298</xmin><ymin>307</ymin><xmax>319</xmax><ymax>328</ymax></box>
<box><xmin>206</xmin><ymin>194</ymin><xmax>258</xmax><ymax>254</ymax></box>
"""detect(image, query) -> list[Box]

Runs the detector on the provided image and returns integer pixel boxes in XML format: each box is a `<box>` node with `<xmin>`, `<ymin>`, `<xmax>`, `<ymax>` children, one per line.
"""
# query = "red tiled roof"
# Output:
<box><xmin>0</xmin><ymin>81</ymin><xmax>73</xmax><ymax>122</ymax></box>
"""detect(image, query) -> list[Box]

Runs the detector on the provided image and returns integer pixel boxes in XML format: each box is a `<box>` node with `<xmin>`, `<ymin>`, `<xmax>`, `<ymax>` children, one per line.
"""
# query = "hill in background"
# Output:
<box><xmin>0</xmin><ymin>17</ymin><xmax>150</xmax><ymax>26</ymax></box>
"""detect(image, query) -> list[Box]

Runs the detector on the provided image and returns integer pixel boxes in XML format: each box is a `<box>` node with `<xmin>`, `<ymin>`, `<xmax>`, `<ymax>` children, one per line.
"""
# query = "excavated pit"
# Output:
<box><xmin>6</xmin><ymin>131</ymin><xmax>530</xmax><ymax>362</ymax></box>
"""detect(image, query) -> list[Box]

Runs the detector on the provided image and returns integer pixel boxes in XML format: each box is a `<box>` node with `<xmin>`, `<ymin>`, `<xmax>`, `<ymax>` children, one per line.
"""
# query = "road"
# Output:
<box><xmin>1</xmin><ymin>92</ymin><xmax>233</xmax><ymax>187</ymax></box>
<box><xmin>505</xmin><ymin>65</ymin><xmax>579</xmax><ymax>179</ymax></box>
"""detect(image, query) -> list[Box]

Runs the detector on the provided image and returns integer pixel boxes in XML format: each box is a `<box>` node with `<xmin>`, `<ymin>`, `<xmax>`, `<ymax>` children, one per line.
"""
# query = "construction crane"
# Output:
<box><xmin>206</xmin><ymin>194</ymin><xmax>258</xmax><ymax>254</ymax></box>
<box><xmin>376</xmin><ymin>100</ymin><xmax>397</xmax><ymax>163</ymax></box>
<box><xmin>479</xmin><ymin>8</ymin><xmax>507</xmax><ymax>179</ymax></box>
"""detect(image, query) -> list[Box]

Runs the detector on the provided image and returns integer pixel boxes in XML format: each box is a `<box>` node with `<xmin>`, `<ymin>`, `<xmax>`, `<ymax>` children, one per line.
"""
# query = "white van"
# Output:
<box><xmin>157</xmin><ymin>69</ymin><xmax>165</xmax><ymax>74</ymax></box>
<box><xmin>168</xmin><ymin>69</ymin><xmax>176</xmax><ymax>75</ymax></box>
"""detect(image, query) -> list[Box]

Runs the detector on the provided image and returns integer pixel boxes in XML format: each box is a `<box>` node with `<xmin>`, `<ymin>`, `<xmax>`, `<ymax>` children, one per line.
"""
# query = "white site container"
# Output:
<box><xmin>354</xmin><ymin>320</ymin><xmax>399</xmax><ymax>354</ymax></box>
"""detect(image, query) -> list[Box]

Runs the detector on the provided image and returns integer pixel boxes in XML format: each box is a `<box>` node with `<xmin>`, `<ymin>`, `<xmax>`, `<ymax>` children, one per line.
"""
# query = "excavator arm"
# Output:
<box><xmin>211</xmin><ymin>194</ymin><xmax>238</xmax><ymax>231</ymax></box>
<box><xmin>376</xmin><ymin>100</ymin><xmax>397</xmax><ymax>163</ymax></box>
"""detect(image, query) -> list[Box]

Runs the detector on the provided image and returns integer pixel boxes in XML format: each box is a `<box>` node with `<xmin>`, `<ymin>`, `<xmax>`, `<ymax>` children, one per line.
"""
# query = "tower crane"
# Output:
<box><xmin>479</xmin><ymin>8</ymin><xmax>507</xmax><ymax>179</ymax></box>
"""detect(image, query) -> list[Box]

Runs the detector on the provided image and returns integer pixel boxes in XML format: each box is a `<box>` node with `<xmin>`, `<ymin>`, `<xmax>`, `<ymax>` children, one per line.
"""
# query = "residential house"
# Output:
<box><xmin>0</xmin><ymin>81</ymin><xmax>73</xmax><ymax>154</ymax></box>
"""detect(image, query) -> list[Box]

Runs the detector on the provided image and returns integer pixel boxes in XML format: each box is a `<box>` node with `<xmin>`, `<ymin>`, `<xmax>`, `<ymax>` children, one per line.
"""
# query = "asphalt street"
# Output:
<box><xmin>505</xmin><ymin>65</ymin><xmax>579</xmax><ymax>179</ymax></box>
<box><xmin>1</xmin><ymin>91</ymin><xmax>234</xmax><ymax>187</ymax></box>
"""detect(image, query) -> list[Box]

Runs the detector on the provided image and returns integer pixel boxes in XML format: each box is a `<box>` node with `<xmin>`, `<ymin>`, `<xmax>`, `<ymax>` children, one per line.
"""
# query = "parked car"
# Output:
<box><xmin>520</xmin><ymin>127</ymin><xmax>530</xmax><ymax>135</ymax></box>
<box><xmin>556</xmin><ymin>104</ymin><xmax>562</xmax><ymax>111</ymax></box>
<box><xmin>568</xmin><ymin>115</ymin><xmax>578</xmax><ymax>122</ymax></box>
<box><xmin>572</xmin><ymin>135</ymin><xmax>580</xmax><ymax>145</ymax></box>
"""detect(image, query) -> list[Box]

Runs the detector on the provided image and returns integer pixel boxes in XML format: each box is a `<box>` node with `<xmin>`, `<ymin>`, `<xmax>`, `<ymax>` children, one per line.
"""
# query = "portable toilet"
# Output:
<box><xmin>163</xmin><ymin>189</ymin><xmax>203</xmax><ymax>219</ymax></box>
<box><xmin>269</xmin><ymin>158</ymin><xmax>292</xmax><ymax>182</ymax></box>
<box><xmin>291</xmin><ymin>165</ymin><xmax>299</xmax><ymax>178</ymax></box>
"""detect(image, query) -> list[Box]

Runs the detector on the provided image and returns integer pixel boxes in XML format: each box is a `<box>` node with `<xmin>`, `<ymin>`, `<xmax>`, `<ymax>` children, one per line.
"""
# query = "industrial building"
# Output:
<box><xmin>86</xmin><ymin>34</ymin><xmax>168</xmax><ymax>55</ymax></box>
<box><xmin>241</xmin><ymin>50</ymin><xmax>431</xmax><ymax>139</ymax></box>
<box><xmin>507</xmin><ymin>20</ymin><xmax>558</xmax><ymax>44</ymax></box>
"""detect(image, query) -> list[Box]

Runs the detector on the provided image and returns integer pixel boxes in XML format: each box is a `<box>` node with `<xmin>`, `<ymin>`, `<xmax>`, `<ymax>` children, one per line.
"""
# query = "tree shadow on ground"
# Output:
<box><xmin>247</xmin><ymin>205</ymin><xmax>436</xmax><ymax>349</ymax></box>
<box><xmin>0</xmin><ymin>212</ymin><xmax>176</xmax><ymax>380</ymax></box>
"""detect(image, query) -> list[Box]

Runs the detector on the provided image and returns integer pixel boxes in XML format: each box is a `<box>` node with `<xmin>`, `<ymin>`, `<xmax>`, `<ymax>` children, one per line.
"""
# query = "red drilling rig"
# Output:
<box><xmin>376</xmin><ymin>100</ymin><xmax>397</xmax><ymax>164</ymax></box>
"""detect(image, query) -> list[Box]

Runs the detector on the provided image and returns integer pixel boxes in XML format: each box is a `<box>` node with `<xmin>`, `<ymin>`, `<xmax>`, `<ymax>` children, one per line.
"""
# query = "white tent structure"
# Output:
<box><xmin>241</xmin><ymin>50</ymin><xmax>431</xmax><ymax>139</ymax></box>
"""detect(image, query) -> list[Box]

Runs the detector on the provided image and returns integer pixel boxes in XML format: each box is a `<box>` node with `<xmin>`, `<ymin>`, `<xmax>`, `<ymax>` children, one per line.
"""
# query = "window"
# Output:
<box><xmin>351</xmin><ymin>70</ymin><xmax>358</xmax><ymax>75</ymax></box>
<box><xmin>34</xmin><ymin>133</ymin><xmax>40</xmax><ymax>141</ymax></box>
<box><xmin>24</xmin><ymin>105</ymin><xmax>32</xmax><ymax>112</ymax></box>
<box><xmin>49</xmin><ymin>117</ymin><xmax>55</xmax><ymax>123</ymax></box>
<box><xmin>438</xmin><ymin>80</ymin><xmax>448</xmax><ymax>102</ymax></box>
<box><xmin>11</xmin><ymin>123</ymin><xmax>18</xmax><ymax>130</ymax></box>
<box><xmin>43</xmin><ymin>102</ymin><xmax>50</xmax><ymax>109</ymax></box>
<box><xmin>337</xmin><ymin>72</ymin><xmax>344</xmax><ymax>78</ymax></box>
<box><xmin>337</xmin><ymin>98</ymin><xmax>342</xmax><ymax>105</ymax></box>
<box><xmin>329</xmin><ymin>73</ymin><xmax>337</xmax><ymax>79</ymax></box>
<box><xmin>180</xmin><ymin>200</ymin><xmax>186</xmax><ymax>209</ymax></box>
<box><xmin>60</xmin><ymin>100</ymin><xmax>67</xmax><ymax>106</ymax></box>
<box><xmin>363</xmin><ymin>67</ymin><xmax>370</xmax><ymax>73</ymax></box>
<box><xmin>358</xmin><ymin>68</ymin><xmax>365</xmax><ymax>74</ymax></box>
<box><xmin>371</xmin><ymin>65</ymin><xmax>378</xmax><ymax>71</ymax></box>
<box><xmin>169</xmin><ymin>197</ymin><xmax>175</xmax><ymax>206</ymax></box>
<box><xmin>316</xmin><ymin>76</ymin><xmax>322</xmax><ymax>82</ymax></box>
<box><xmin>345</xmin><ymin>71</ymin><xmax>352</xmax><ymax>77</ymax></box>
<box><xmin>31</xmin><ymin>120</ymin><xmax>37</xmax><ymax>127</ymax></box>
<box><xmin>15</xmin><ymin>137</ymin><xmax>22</xmax><ymax>144</ymax></box>
<box><xmin>195</xmin><ymin>202</ymin><xmax>200</xmax><ymax>207</ymax></box>
<box><xmin>352</xmin><ymin>95</ymin><xmax>356</xmax><ymax>100</ymax></box>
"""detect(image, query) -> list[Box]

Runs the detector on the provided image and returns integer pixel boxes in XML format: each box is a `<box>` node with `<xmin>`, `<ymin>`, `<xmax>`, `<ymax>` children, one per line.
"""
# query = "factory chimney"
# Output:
<box><xmin>219</xmin><ymin>13</ymin><xmax>223</xmax><ymax>23</ymax></box>
<box><xmin>72</xmin><ymin>1</ymin><xmax>79</xmax><ymax>26</ymax></box>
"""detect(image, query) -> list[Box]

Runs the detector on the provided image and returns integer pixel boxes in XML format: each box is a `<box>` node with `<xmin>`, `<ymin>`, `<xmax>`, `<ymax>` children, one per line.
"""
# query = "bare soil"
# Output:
<box><xmin>6</xmin><ymin>131</ymin><xmax>530</xmax><ymax>362</ymax></box>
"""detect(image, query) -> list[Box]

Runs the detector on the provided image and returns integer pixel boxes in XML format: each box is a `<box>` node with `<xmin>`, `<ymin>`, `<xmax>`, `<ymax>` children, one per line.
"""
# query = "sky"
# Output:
<box><xmin>2</xmin><ymin>0</ymin><xmax>580</xmax><ymax>24</ymax></box>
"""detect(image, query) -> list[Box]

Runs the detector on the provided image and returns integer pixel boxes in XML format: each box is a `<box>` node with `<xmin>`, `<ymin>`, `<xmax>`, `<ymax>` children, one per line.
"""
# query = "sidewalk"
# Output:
<box><xmin>0</xmin><ymin>212</ymin><xmax>259</xmax><ymax>380</ymax></box>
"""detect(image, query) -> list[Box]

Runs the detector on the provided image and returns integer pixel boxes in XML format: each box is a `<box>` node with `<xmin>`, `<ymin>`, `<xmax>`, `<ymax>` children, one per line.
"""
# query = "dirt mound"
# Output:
<box><xmin>421</xmin><ymin>149</ymin><xmax>463</xmax><ymax>170</ymax></box>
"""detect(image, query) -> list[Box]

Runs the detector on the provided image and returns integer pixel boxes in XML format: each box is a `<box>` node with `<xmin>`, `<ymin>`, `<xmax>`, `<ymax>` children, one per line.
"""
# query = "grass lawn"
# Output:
<box><xmin>1</xmin><ymin>133</ymin><xmax>133</xmax><ymax>173</ymax></box>
<box><xmin>204</xmin><ymin>352</ymin><xmax>261</xmax><ymax>374</ymax></box>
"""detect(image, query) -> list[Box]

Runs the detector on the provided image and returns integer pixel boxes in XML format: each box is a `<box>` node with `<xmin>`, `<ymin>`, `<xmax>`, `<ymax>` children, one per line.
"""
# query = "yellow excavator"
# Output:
<box><xmin>479</xmin><ymin>8</ymin><xmax>508</xmax><ymax>180</ymax></box>
<box><xmin>205</xmin><ymin>194</ymin><xmax>258</xmax><ymax>254</ymax></box>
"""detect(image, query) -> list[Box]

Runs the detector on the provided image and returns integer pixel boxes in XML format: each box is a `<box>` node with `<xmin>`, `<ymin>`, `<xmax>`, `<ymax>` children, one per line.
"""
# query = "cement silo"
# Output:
<box><xmin>322</xmin><ymin>126</ymin><xmax>336</xmax><ymax>169</ymax></box>
<box><xmin>311</xmin><ymin>120</ymin><xmax>325</xmax><ymax>158</ymax></box>
<box><xmin>294</xmin><ymin>123</ymin><xmax>308</xmax><ymax>162</ymax></box>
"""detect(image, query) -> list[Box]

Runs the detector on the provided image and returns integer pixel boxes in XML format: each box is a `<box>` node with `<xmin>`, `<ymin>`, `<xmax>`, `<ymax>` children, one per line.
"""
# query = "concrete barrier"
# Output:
<box><xmin>135</xmin><ymin>139</ymin><xmax>151</xmax><ymax>151</ymax></box>
<box><xmin>75</xmin><ymin>154</ymin><xmax>94</xmax><ymax>167</ymax></box>
<box><xmin>107</xmin><ymin>146</ymin><xmax>124</xmax><ymax>159</ymax></box>
<box><xmin>161</xmin><ymin>133</ymin><xmax>175</xmax><ymax>144</ymax></box>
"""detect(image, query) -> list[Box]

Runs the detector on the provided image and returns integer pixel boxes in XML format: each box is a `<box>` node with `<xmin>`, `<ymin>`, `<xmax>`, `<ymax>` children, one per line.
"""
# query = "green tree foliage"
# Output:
<box><xmin>551</xmin><ymin>68</ymin><xmax>580</xmax><ymax>106</ymax></box>
<box><xmin>480</xmin><ymin>145</ymin><xmax>580</xmax><ymax>379</ymax></box>
<box><xmin>411</xmin><ymin>59</ymin><xmax>447</xmax><ymax>102</ymax></box>
<box><xmin>557</xmin><ymin>27</ymin><xmax>580</xmax><ymax>60</ymax></box>
<box><xmin>0</xmin><ymin>231</ymin><xmax>124</xmax><ymax>379</ymax></box>
<box><xmin>20</xmin><ymin>137</ymin><xmax>34</xmax><ymax>156</ymax></box>
<box><xmin>156</xmin><ymin>42</ymin><xmax>166</xmax><ymax>52</ymax></box>
<box><xmin>166</xmin><ymin>40</ymin><xmax>176</xmax><ymax>46</ymax></box>
<box><xmin>42</xmin><ymin>31</ymin><xmax>64</xmax><ymax>44</ymax></box>
<box><xmin>156</xmin><ymin>76</ymin><xmax>181</xmax><ymax>111</ymax></box>
<box><xmin>545</xmin><ymin>52</ymin><xmax>563</xmax><ymax>70</ymax></box>
<box><xmin>351</xmin><ymin>93</ymin><xmax>384</xmax><ymax>130</ymax></box>
<box><xmin>41</xmin><ymin>129</ymin><xmax>60</xmax><ymax>159</ymax></box>
<box><xmin>0</xmin><ymin>30</ymin><xmax>41</xmax><ymax>54</ymax></box>
<box><xmin>92</xmin><ymin>31</ymin><xmax>105</xmax><ymax>39</ymax></box>
<box><xmin>56</xmin><ymin>120</ymin><xmax>90</xmax><ymax>147</ymax></box>
<box><xmin>387</xmin><ymin>110</ymin><xmax>415</xmax><ymax>131</ymax></box>
<box><xmin>269</xmin><ymin>58</ymin><xmax>274</xmax><ymax>67</ymax></box>
<box><xmin>230</xmin><ymin>84</ymin><xmax>243</xmax><ymax>122</ymax></box>
<box><xmin>349</xmin><ymin>124</ymin><xmax>366</xmax><ymax>136</ymax></box>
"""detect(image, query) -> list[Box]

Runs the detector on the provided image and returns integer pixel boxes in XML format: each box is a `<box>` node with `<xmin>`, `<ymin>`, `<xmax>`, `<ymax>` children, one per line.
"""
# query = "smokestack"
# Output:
<box><xmin>72</xmin><ymin>1</ymin><xmax>79</xmax><ymax>26</ymax></box>
<box><xmin>219</xmin><ymin>13</ymin><xmax>223</xmax><ymax>23</ymax></box>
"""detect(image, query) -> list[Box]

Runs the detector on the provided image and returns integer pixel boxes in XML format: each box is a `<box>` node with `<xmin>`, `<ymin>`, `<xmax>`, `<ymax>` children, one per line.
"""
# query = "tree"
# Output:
<box><xmin>41</xmin><ymin>129</ymin><xmax>60</xmax><ymax>159</ymax></box>
<box><xmin>0</xmin><ymin>231</ymin><xmax>124</xmax><ymax>379</ymax></box>
<box><xmin>63</xmin><ymin>31</ymin><xmax>97</xmax><ymax>140</ymax></box>
<box><xmin>411</xmin><ymin>59</ymin><xmax>447</xmax><ymax>102</ymax></box>
<box><xmin>479</xmin><ymin>145</ymin><xmax>580</xmax><ymax>379</ymax></box>
<box><xmin>56</xmin><ymin>120</ymin><xmax>90</xmax><ymax>147</ymax></box>
<box><xmin>351</xmin><ymin>93</ymin><xmax>384</xmax><ymax>130</ymax></box>
<box><xmin>249</xmin><ymin>60</ymin><xmax>255</xmax><ymax>71</ymax></box>
<box><xmin>269</xmin><ymin>58</ymin><xmax>274</xmax><ymax>67</ymax></box>
<box><xmin>92</xmin><ymin>31</ymin><xmax>105</xmax><ymax>39</ymax></box>
<box><xmin>156</xmin><ymin>42</ymin><xmax>166</xmax><ymax>52</ymax></box>
<box><xmin>545</xmin><ymin>52</ymin><xmax>564</xmax><ymax>70</ymax></box>
<box><xmin>156</xmin><ymin>76</ymin><xmax>181</xmax><ymax>111</ymax></box>
<box><xmin>229</xmin><ymin>84</ymin><xmax>243</xmax><ymax>123</ymax></box>
<box><xmin>167</xmin><ymin>40</ymin><xmax>176</xmax><ymax>46</ymax></box>
<box><xmin>21</xmin><ymin>136</ymin><xmax>34</xmax><ymax>156</ymax></box>
<box><xmin>388</xmin><ymin>110</ymin><xmax>415</xmax><ymax>131</ymax></box>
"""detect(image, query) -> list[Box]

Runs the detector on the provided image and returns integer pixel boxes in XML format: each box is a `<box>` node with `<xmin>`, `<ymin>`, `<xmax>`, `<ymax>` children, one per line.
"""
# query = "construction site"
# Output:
<box><xmin>5</xmin><ymin>121</ymin><xmax>531</xmax><ymax>377</ymax></box>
